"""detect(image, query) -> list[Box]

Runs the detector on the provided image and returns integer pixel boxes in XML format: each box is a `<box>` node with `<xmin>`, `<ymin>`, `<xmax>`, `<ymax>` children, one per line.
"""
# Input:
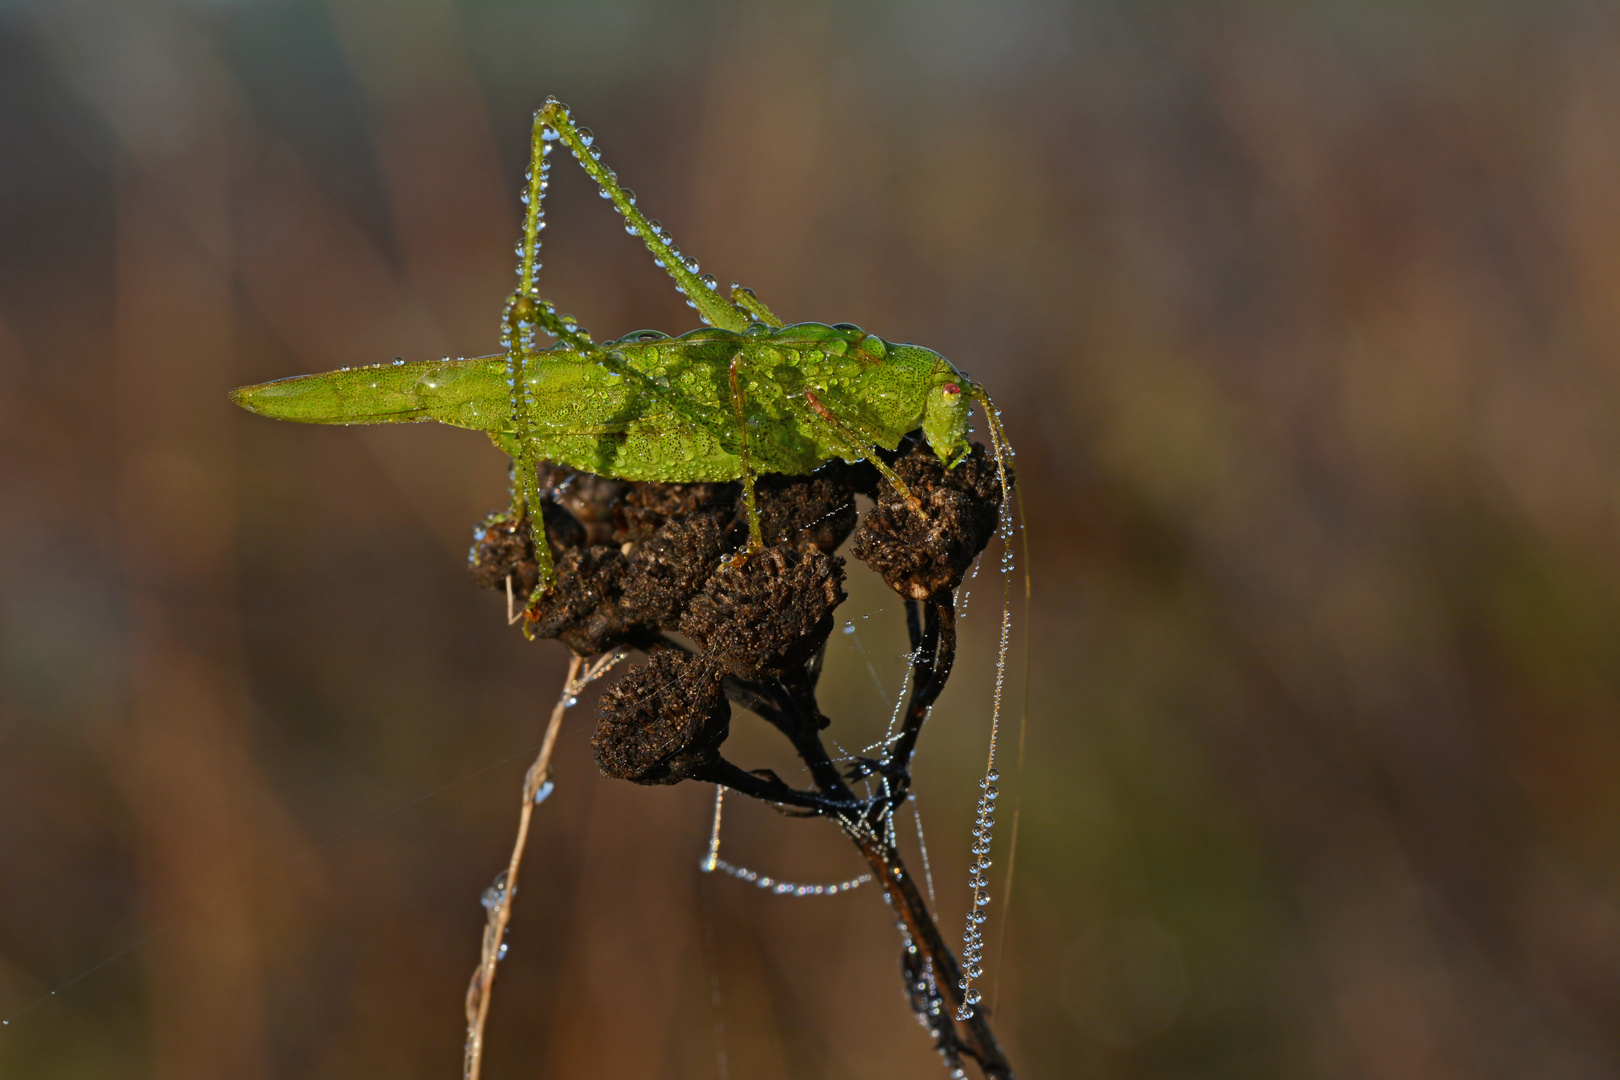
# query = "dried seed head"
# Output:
<box><xmin>593</xmin><ymin>651</ymin><xmax>729</xmax><ymax>784</ymax></box>
<box><xmin>851</xmin><ymin>440</ymin><xmax>1007</xmax><ymax>600</ymax></box>
<box><xmin>680</xmin><ymin>544</ymin><xmax>847</xmax><ymax>681</ymax></box>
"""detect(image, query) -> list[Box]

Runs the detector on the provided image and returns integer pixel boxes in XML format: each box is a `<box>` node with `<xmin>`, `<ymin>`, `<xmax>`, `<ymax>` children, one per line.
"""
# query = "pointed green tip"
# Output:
<box><xmin>224</xmin><ymin>359</ymin><xmax>510</xmax><ymax>430</ymax></box>
<box><xmin>225</xmin><ymin>372</ymin><xmax>351</xmax><ymax>424</ymax></box>
<box><xmin>228</xmin><ymin>380</ymin><xmax>311</xmax><ymax>419</ymax></box>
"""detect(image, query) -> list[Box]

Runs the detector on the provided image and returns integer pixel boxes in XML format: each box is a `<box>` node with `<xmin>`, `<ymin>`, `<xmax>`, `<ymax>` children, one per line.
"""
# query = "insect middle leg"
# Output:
<box><xmin>728</xmin><ymin>355</ymin><xmax>765</xmax><ymax>558</ymax></box>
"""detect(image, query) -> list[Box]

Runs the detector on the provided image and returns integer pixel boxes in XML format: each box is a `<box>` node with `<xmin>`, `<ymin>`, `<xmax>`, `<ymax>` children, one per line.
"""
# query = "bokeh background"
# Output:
<box><xmin>5</xmin><ymin>1</ymin><xmax>1620</xmax><ymax>1077</ymax></box>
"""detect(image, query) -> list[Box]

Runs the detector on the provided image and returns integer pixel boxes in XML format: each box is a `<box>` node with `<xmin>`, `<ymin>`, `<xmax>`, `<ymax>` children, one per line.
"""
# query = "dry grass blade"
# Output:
<box><xmin>462</xmin><ymin>649</ymin><xmax>626</xmax><ymax>1080</ymax></box>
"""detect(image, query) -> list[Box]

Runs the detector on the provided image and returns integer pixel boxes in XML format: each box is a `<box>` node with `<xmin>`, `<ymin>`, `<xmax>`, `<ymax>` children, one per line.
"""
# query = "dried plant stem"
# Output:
<box><xmin>477</xmin><ymin>439</ymin><xmax>1015</xmax><ymax>1076</ymax></box>
<box><xmin>701</xmin><ymin>590</ymin><xmax>1015</xmax><ymax>1078</ymax></box>
<box><xmin>854</xmin><ymin>836</ymin><xmax>1013</xmax><ymax>1078</ymax></box>
<box><xmin>463</xmin><ymin>650</ymin><xmax>624</xmax><ymax>1080</ymax></box>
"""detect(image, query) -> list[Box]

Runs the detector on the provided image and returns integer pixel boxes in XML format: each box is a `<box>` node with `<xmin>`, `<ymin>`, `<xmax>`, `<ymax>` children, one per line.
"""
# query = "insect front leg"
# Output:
<box><xmin>801</xmin><ymin>391</ymin><xmax>925</xmax><ymax>515</ymax></box>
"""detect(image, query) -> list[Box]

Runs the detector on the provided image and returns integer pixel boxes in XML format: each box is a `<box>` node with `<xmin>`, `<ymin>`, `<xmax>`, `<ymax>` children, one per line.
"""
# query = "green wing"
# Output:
<box><xmin>228</xmin><ymin>352</ymin><xmax>747</xmax><ymax>482</ymax></box>
<box><xmin>228</xmin><ymin>339</ymin><xmax>860</xmax><ymax>483</ymax></box>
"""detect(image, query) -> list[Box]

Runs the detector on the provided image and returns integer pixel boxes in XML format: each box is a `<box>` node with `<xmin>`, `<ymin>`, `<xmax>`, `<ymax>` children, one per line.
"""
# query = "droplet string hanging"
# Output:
<box><xmin>700</xmin><ymin>785</ymin><xmax>873</xmax><ymax>896</ymax></box>
<box><xmin>954</xmin><ymin>393</ymin><xmax>1020</xmax><ymax>1022</ymax></box>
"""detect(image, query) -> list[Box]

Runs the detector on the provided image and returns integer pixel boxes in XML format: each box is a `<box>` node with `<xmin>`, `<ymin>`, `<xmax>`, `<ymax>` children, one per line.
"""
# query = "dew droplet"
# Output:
<box><xmin>481</xmin><ymin>870</ymin><xmax>509</xmax><ymax>911</ymax></box>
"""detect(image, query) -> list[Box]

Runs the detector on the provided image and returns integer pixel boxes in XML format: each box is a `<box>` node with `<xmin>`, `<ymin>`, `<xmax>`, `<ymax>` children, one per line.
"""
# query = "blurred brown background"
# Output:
<box><xmin>4</xmin><ymin>1</ymin><xmax>1620</xmax><ymax>1077</ymax></box>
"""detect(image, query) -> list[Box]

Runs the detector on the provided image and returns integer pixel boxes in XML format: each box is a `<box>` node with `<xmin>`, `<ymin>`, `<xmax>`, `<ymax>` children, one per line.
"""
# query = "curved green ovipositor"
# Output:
<box><xmin>228</xmin><ymin>358</ymin><xmax>510</xmax><ymax>431</ymax></box>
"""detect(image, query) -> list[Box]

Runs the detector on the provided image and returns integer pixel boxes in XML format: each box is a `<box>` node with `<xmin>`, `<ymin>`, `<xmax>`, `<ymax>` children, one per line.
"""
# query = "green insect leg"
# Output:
<box><xmin>501</xmin><ymin>108</ymin><xmax>624</xmax><ymax>612</ymax></box>
<box><xmin>536</xmin><ymin>99</ymin><xmax>754</xmax><ymax>334</ymax></box>
<box><xmin>505</xmin><ymin>294</ymin><xmax>615</xmax><ymax>620</ymax></box>
<box><xmin>801</xmin><ymin>391</ymin><xmax>924</xmax><ymax>514</ymax></box>
<box><xmin>728</xmin><ymin>355</ymin><xmax>766</xmax><ymax>557</ymax></box>
<box><xmin>729</xmin><ymin>284</ymin><xmax>783</xmax><ymax>329</ymax></box>
<box><xmin>502</xmin><ymin>110</ymin><xmax>565</xmax><ymax>609</ymax></box>
<box><xmin>499</xmin><ymin>296</ymin><xmax>559</xmax><ymax>611</ymax></box>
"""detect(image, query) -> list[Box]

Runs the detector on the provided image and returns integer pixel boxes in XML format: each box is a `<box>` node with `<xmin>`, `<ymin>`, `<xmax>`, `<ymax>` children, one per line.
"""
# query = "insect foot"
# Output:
<box><xmin>852</xmin><ymin>439</ymin><xmax>1010</xmax><ymax>601</ymax></box>
<box><xmin>593</xmin><ymin>650</ymin><xmax>731</xmax><ymax>784</ymax></box>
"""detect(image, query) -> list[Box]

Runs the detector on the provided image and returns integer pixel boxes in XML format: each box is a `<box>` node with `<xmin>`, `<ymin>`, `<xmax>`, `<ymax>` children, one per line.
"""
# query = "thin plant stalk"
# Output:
<box><xmin>463</xmin><ymin>650</ymin><xmax>624</xmax><ymax>1080</ymax></box>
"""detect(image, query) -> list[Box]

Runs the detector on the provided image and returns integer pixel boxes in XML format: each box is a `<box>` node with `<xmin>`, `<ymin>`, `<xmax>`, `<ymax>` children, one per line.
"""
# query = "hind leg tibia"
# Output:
<box><xmin>536</xmin><ymin>100</ymin><xmax>752</xmax><ymax>333</ymax></box>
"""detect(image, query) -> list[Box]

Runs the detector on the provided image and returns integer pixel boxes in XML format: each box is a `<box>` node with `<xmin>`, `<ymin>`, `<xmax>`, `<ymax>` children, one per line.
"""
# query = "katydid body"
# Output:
<box><xmin>230</xmin><ymin>323</ymin><xmax>975</xmax><ymax>483</ymax></box>
<box><xmin>229</xmin><ymin>97</ymin><xmax>1012</xmax><ymax>610</ymax></box>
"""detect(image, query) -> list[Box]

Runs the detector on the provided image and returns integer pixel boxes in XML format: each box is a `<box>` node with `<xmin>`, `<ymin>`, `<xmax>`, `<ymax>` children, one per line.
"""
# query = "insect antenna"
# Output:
<box><xmin>952</xmin><ymin>386</ymin><xmax>1031</xmax><ymax>1021</ymax></box>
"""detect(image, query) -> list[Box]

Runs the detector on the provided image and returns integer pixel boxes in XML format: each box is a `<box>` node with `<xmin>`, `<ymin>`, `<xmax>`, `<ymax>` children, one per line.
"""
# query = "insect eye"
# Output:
<box><xmin>942</xmin><ymin>382</ymin><xmax>961</xmax><ymax>398</ymax></box>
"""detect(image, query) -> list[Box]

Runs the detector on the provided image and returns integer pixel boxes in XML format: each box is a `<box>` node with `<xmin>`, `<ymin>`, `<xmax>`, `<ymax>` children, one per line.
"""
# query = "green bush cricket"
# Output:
<box><xmin>229</xmin><ymin>99</ymin><xmax>1015</xmax><ymax>615</ymax></box>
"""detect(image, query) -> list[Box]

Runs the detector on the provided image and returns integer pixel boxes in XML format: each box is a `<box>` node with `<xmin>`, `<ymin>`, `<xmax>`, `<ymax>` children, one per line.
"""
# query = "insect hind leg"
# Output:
<box><xmin>730</xmin><ymin>284</ymin><xmax>783</xmax><ymax>329</ymax></box>
<box><xmin>535</xmin><ymin>100</ymin><xmax>753</xmax><ymax>333</ymax></box>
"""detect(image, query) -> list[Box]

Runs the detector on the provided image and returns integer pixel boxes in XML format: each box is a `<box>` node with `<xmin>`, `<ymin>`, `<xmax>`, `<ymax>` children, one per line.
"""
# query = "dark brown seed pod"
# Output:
<box><xmin>680</xmin><ymin>544</ymin><xmax>847</xmax><ymax>681</ymax></box>
<box><xmin>468</xmin><ymin>498</ymin><xmax>584</xmax><ymax>598</ymax></box>
<box><xmin>851</xmin><ymin>441</ymin><xmax>1007</xmax><ymax>600</ymax></box>
<box><xmin>593</xmin><ymin>650</ymin><xmax>730</xmax><ymax>784</ymax></box>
